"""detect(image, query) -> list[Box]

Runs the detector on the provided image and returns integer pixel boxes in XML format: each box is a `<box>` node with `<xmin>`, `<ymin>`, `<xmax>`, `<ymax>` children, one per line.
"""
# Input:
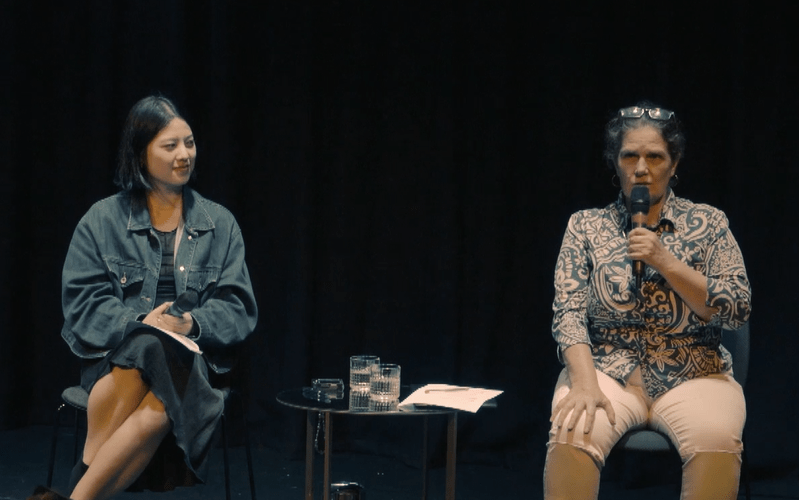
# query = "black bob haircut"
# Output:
<box><xmin>114</xmin><ymin>95</ymin><xmax>193</xmax><ymax>192</ymax></box>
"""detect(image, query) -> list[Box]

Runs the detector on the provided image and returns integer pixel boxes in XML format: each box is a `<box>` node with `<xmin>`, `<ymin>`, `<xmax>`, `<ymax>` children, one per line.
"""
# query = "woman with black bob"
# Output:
<box><xmin>544</xmin><ymin>103</ymin><xmax>751</xmax><ymax>499</ymax></box>
<box><xmin>30</xmin><ymin>96</ymin><xmax>258</xmax><ymax>500</ymax></box>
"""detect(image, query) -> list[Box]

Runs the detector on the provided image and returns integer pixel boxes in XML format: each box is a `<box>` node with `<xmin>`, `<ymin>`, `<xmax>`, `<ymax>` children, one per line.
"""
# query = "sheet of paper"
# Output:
<box><xmin>398</xmin><ymin>384</ymin><xmax>502</xmax><ymax>413</ymax></box>
<box><xmin>152</xmin><ymin>326</ymin><xmax>203</xmax><ymax>354</ymax></box>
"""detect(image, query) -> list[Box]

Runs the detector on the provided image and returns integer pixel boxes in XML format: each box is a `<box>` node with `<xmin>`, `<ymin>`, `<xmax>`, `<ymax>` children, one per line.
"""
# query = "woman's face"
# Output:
<box><xmin>145</xmin><ymin>117</ymin><xmax>196</xmax><ymax>194</ymax></box>
<box><xmin>615</xmin><ymin>125</ymin><xmax>678</xmax><ymax>207</ymax></box>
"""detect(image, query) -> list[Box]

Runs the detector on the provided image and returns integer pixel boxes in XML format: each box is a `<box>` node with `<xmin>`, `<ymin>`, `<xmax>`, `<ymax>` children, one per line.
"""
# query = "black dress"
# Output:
<box><xmin>80</xmin><ymin>229</ymin><xmax>224</xmax><ymax>491</ymax></box>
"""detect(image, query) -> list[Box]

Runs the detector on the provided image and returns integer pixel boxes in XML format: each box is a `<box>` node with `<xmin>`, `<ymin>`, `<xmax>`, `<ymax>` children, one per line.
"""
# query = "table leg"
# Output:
<box><xmin>324</xmin><ymin>412</ymin><xmax>332</xmax><ymax>500</ymax></box>
<box><xmin>305</xmin><ymin>411</ymin><xmax>314</xmax><ymax>500</ymax></box>
<box><xmin>446</xmin><ymin>412</ymin><xmax>458</xmax><ymax>500</ymax></box>
<box><xmin>421</xmin><ymin>415</ymin><xmax>429</xmax><ymax>500</ymax></box>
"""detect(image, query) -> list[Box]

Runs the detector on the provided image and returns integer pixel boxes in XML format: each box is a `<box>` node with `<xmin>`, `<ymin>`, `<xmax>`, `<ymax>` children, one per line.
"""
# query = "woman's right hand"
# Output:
<box><xmin>552</xmin><ymin>343</ymin><xmax>617</xmax><ymax>434</ymax></box>
<box><xmin>141</xmin><ymin>302</ymin><xmax>195</xmax><ymax>336</ymax></box>
<box><xmin>551</xmin><ymin>382</ymin><xmax>616</xmax><ymax>434</ymax></box>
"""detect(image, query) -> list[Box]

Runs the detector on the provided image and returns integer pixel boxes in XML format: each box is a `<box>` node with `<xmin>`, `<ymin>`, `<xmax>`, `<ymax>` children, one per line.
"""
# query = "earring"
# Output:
<box><xmin>611</xmin><ymin>174</ymin><xmax>620</xmax><ymax>187</ymax></box>
<box><xmin>670</xmin><ymin>174</ymin><xmax>679</xmax><ymax>187</ymax></box>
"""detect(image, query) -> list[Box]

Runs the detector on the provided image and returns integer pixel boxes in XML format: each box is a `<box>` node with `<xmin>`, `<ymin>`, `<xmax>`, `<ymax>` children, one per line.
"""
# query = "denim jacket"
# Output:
<box><xmin>61</xmin><ymin>188</ymin><xmax>258</xmax><ymax>373</ymax></box>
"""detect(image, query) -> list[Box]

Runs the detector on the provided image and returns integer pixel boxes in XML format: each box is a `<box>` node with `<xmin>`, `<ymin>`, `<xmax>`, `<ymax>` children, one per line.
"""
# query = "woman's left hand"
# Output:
<box><xmin>143</xmin><ymin>302</ymin><xmax>195</xmax><ymax>336</ymax></box>
<box><xmin>627</xmin><ymin>227</ymin><xmax>672</xmax><ymax>273</ymax></box>
<box><xmin>628</xmin><ymin>227</ymin><xmax>719</xmax><ymax>320</ymax></box>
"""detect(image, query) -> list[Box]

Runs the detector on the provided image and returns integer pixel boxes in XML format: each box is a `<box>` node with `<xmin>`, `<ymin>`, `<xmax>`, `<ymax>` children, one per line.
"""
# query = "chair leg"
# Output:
<box><xmin>220</xmin><ymin>389</ymin><xmax>257</xmax><ymax>500</ymax></box>
<box><xmin>223</xmin><ymin>390</ymin><xmax>257</xmax><ymax>500</ymax></box>
<box><xmin>47</xmin><ymin>403</ymin><xmax>67</xmax><ymax>487</ymax></box>
<box><xmin>741</xmin><ymin>435</ymin><xmax>751</xmax><ymax>500</ymax></box>
<box><xmin>240</xmin><ymin>405</ymin><xmax>257</xmax><ymax>500</ymax></box>
<box><xmin>72</xmin><ymin>411</ymin><xmax>81</xmax><ymax>465</ymax></box>
<box><xmin>222</xmin><ymin>412</ymin><xmax>231</xmax><ymax>500</ymax></box>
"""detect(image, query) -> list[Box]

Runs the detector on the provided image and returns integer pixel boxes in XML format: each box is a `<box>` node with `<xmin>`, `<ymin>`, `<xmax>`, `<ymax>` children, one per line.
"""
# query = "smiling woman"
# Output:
<box><xmin>145</xmin><ymin>119</ymin><xmax>196</xmax><ymax>196</ymax></box>
<box><xmin>28</xmin><ymin>96</ymin><xmax>258</xmax><ymax>500</ymax></box>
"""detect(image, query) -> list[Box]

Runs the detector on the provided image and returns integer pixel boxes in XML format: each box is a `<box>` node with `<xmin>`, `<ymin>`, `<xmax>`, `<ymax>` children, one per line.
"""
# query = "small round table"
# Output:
<box><xmin>277</xmin><ymin>387</ymin><xmax>463</xmax><ymax>500</ymax></box>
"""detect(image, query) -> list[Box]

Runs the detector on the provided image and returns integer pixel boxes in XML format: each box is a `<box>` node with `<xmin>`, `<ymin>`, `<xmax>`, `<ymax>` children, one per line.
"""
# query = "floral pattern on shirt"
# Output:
<box><xmin>552</xmin><ymin>190</ymin><xmax>751</xmax><ymax>398</ymax></box>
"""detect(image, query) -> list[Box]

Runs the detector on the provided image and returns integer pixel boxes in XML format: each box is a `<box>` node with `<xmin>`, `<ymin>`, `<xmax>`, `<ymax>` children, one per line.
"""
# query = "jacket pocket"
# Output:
<box><xmin>186</xmin><ymin>266</ymin><xmax>220</xmax><ymax>299</ymax></box>
<box><xmin>103</xmin><ymin>258</ymin><xmax>148</xmax><ymax>305</ymax></box>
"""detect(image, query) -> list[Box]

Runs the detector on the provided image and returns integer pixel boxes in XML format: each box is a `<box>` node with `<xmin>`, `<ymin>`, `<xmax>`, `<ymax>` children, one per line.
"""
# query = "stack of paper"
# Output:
<box><xmin>398</xmin><ymin>384</ymin><xmax>502</xmax><ymax>413</ymax></box>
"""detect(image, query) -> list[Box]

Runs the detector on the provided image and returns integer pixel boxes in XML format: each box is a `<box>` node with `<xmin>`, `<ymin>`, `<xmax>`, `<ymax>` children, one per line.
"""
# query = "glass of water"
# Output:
<box><xmin>349</xmin><ymin>355</ymin><xmax>380</xmax><ymax>391</ymax></box>
<box><xmin>369</xmin><ymin>363</ymin><xmax>401</xmax><ymax>402</ymax></box>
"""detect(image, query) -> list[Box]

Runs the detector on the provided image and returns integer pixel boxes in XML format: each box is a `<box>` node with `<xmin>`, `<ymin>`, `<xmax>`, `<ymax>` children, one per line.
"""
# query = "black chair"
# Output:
<box><xmin>46</xmin><ymin>384</ymin><xmax>257</xmax><ymax>500</ymax></box>
<box><xmin>613</xmin><ymin>322</ymin><xmax>751</xmax><ymax>499</ymax></box>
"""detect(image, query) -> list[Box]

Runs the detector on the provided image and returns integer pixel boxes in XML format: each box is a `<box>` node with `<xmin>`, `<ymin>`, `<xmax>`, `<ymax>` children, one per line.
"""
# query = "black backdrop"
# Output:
<box><xmin>2</xmin><ymin>0</ymin><xmax>798</xmax><ymax>480</ymax></box>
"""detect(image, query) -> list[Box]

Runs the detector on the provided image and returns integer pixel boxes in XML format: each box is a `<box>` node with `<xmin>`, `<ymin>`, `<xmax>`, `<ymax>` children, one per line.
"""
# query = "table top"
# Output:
<box><xmin>277</xmin><ymin>386</ymin><xmax>460</xmax><ymax>416</ymax></box>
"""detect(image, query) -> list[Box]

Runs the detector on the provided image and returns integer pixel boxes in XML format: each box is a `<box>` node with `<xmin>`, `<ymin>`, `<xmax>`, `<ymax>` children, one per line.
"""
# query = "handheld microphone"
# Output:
<box><xmin>629</xmin><ymin>185</ymin><xmax>650</xmax><ymax>289</ymax></box>
<box><xmin>165</xmin><ymin>289</ymin><xmax>199</xmax><ymax>317</ymax></box>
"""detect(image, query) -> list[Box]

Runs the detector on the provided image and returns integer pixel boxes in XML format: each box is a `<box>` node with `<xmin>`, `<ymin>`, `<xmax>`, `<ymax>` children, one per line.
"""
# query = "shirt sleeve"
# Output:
<box><xmin>551</xmin><ymin>212</ymin><xmax>593</xmax><ymax>359</ymax></box>
<box><xmin>704</xmin><ymin>210</ymin><xmax>752</xmax><ymax>330</ymax></box>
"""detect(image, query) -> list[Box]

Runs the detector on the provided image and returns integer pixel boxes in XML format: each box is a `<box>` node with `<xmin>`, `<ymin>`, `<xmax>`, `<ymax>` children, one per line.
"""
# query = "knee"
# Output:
<box><xmin>133</xmin><ymin>393</ymin><xmax>171</xmax><ymax>435</ymax></box>
<box><xmin>677</xmin><ymin>421</ymin><xmax>743</xmax><ymax>459</ymax></box>
<box><xmin>547</xmin><ymin>426</ymin><xmax>610</xmax><ymax>469</ymax></box>
<box><xmin>548</xmin><ymin>412</ymin><xmax>620</xmax><ymax>467</ymax></box>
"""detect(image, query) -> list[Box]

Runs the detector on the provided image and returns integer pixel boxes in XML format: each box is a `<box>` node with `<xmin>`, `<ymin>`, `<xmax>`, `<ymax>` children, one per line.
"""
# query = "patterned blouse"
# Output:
<box><xmin>552</xmin><ymin>190</ymin><xmax>751</xmax><ymax>398</ymax></box>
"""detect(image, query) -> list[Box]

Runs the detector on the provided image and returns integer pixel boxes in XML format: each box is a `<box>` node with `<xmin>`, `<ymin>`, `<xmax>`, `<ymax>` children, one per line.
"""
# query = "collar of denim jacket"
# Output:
<box><xmin>126</xmin><ymin>187</ymin><xmax>215</xmax><ymax>234</ymax></box>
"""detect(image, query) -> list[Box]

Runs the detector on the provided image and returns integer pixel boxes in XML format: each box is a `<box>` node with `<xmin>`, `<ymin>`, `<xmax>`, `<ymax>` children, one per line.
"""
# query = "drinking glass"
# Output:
<box><xmin>369</xmin><ymin>363</ymin><xmax>401</xmax><ymax>401</ymax></box>
<box><xmin>349</xmin><ymin>355</ymin><xmax>380</xmax><ymax>391</ymax></box>
<box><xmin>349</xmin><ymin>390</ymin><xmax>371</xmax><ymax>412</ymax></box>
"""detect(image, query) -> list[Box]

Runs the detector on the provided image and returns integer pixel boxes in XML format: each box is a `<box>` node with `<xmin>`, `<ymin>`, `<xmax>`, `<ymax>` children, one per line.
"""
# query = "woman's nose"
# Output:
<box><xmin>176</xmin><ymin>144</ymin><xmax>190</xmax><ymax>160</ymax></box>
<box><xmin>634</xmin><ymin>158</ymin><xmax>648</xmax><ymax>176</ymax></box>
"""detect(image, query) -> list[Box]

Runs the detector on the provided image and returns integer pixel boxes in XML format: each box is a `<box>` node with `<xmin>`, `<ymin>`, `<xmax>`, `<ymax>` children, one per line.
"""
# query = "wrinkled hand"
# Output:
<box><xmin>142</xmin><ymin>302</ymin><xmax>194</xmax><ymax>336</ymax></box>
<box><xmin>628</xmin><ymin>227</ymin><xmax>671</xmax><ymax>273</ymax></box>
<box><xmin>551</xmin><ymin>383</ymin><xmax>616</xmax><ymax>434</ymax></box>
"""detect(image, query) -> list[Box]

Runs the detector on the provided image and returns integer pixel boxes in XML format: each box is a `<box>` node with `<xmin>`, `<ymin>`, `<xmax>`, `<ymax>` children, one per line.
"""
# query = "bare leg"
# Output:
<box><xmin>71</xmin><ymin>390</ymin><xmax>171</xmax><ymax>500</ymax></box>
<box><xmin>544</xmin><ymin>443</ymin><xmax>601</xmax><ymax>500</ymax></box>
<box><xmin>81</xmin><ymin>367</ymin><xmax>150</xmax><ymax>464</ymax></box>
<box><xmin>70</xmin><ymin>366</ymin><xmax>172</xmax><ymax>500</ymax></box>
<box><xmin>681</xmin><ymin>452</ymin><xmax>741</xmax><ymax>500</ymax></box>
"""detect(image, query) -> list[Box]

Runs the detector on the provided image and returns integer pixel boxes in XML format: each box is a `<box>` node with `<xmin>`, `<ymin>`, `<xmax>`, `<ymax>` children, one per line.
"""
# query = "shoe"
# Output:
<box><xmin>27</xmin><ymin>485</ymin><xmax>72</xmax><ymax>500</ymax></box>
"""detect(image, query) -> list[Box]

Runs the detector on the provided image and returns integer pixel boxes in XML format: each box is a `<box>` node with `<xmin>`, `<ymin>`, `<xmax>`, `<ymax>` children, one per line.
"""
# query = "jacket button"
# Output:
<box><xmin>187</xmin><ymin>235</ymin><xmax>192</xmax><ymax>240</ymax></box>
<box><xmin>179</xmin><ymin>266</ymin><xmax>185</xmax><ymax>272</ymax></box>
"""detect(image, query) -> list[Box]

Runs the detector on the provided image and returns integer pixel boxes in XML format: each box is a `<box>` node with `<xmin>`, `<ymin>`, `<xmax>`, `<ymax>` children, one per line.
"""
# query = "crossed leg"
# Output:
<box><xmin>70</xmin><ymin>366</ymin><xmax>172</xmax><ymax>500</ymax></box>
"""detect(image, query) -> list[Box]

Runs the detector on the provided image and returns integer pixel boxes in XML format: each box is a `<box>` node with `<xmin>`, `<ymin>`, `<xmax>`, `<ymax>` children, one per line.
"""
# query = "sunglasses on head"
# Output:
<box><xmin>618</xmin><ymin>106</ymin><xmax>675</xmax><ymax>121</ymax></box>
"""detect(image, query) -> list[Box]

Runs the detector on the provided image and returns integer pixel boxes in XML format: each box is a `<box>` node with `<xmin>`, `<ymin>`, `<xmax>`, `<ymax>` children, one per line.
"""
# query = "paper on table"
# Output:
<box><xmin>398</xmin><ymin>384</ymin><xmax>502</xmax><ymax>413</ymax></box>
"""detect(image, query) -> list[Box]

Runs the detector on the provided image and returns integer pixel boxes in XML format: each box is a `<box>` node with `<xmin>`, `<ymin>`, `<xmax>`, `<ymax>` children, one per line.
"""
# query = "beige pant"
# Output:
<box><xmin>544</xmin><ymin>367</ymin><xmax>745</xmax><ymax>499</ymax></box>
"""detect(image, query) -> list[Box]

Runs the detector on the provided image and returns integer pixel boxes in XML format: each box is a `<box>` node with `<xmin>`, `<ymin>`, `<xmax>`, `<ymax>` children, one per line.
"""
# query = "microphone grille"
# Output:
<box><xmin>630</xmin><ymin>185</ymin><xmax>650</xmax><ymax>214</ymax></box>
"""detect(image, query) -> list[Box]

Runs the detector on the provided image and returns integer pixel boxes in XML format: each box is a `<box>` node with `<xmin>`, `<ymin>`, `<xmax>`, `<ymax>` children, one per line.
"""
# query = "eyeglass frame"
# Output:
<box><xmin>618</xmin><ymin>106</ymin><xmax>676</xmax><ymax>121</ymax></box>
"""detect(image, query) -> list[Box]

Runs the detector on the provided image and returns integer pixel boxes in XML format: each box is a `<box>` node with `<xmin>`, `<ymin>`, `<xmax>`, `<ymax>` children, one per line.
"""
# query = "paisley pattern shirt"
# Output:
<box><xmin>552</xmin><ymin>190</ymin><xmax>751</xmax><ymax>399</ymax></box>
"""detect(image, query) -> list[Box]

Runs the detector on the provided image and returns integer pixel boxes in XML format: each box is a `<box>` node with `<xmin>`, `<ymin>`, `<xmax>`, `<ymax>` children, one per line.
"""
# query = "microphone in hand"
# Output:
<box><xmin>165</xmin><ymin>289</ymin><xmax>199</xmax><ymax>317</ymax></box>
<box><xmin>629</xmin><ymin>185</ymin><xmax>650</xmax><ymax>289</ymax></box>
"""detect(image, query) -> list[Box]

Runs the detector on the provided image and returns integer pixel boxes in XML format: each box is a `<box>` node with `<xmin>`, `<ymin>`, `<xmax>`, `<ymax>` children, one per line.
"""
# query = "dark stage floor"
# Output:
<box><xmin>1</xmin><ymin>425</ymin><xmax>798</xmax><ymax>499</ymax></box>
